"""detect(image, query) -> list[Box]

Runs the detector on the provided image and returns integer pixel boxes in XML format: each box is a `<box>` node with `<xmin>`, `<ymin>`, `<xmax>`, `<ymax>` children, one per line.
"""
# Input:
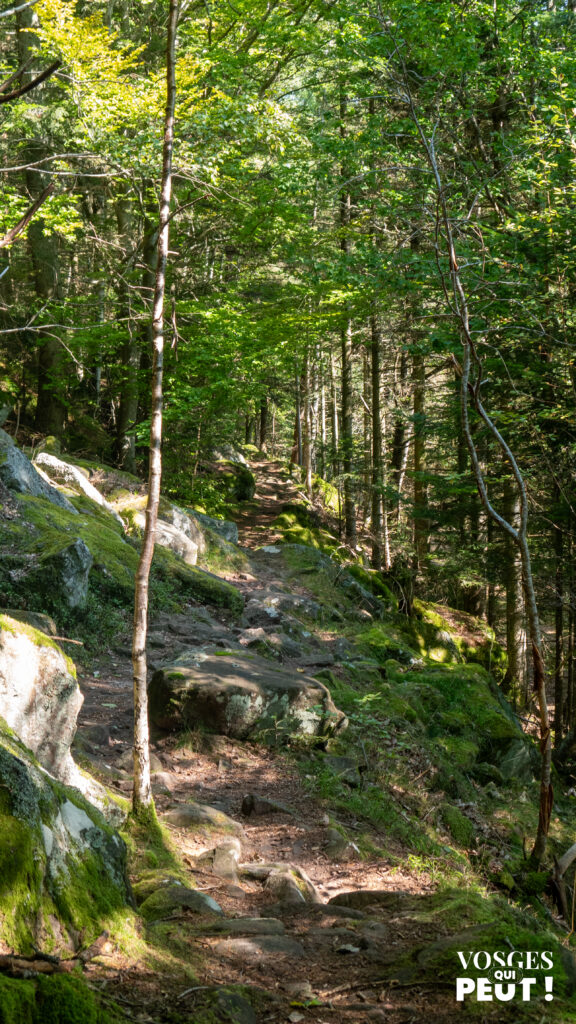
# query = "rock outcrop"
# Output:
<box><xmin>0</xmin><ymin>722</ymin><xmax>129</xmax><ymax>954</ymax></box>
<box><xmin>0</xmin><ymin>429</ymin><xmax>76</xmax><ymax>513</ymax></box>
<box><xmin>0</xmin><ymin>615</ymin><xmax>81</xmax><ymax>784</ymax></box>
<box><xmin>148</xmin><ymin>649</ymin><xmax>347</xmax><ymax>742</ymax></box>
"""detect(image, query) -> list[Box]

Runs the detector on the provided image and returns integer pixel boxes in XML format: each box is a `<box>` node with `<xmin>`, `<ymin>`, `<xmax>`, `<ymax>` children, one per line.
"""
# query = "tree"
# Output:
<box><xmin>131</xmin><ymin>0</ymin><xmax>179</xmax><ymax>820</ymax></box>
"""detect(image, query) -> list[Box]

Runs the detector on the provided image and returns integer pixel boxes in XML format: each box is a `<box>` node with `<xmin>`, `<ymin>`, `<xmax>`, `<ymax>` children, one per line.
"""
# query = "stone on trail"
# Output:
<box><xmin>139</xmin><ymin>884</ymin><xmax>223</xmax><ymax>921</ymax></box>
<box><xmin>193</xmin><ymin>838</ymin><xmax>242</xmax><ymax>880</ymax></box>
<box><xmin>160</xmin><ymin>801</ymin><xmax>244</xmax><ymax>834</ymax></box>
<box><xmin>241</xmin><ymin>792</ymin><xmax>295</xmax><ymax>817</ymax></box>
<box><xmin>263</xmin><ymin>867</ymin><xmax>322</xmax><ymax>905</ymax></box>
<box><xmin>148</xmin><ymin>649</ymin><xmax>347</xmax><ymax>743</ymax></box>
<box><xmin>205</xmin><ymin>917</ymin><xmax>285</xmax><ymax>936</ymax></box>
<box><xmin>214</xmin><ymin>934</ymin><xmax>305</xmax><ymax>959</ymax></box>
<box><xmin>329</xmin><ymin>890</ymin><xmax>414</xmax><ymax>912</ymax></box>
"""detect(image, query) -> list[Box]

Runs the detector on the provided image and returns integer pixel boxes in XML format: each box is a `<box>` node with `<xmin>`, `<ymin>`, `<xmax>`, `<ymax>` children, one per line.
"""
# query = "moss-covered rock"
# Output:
<box><xmin>440</xmin><ymin>803</ymin><xmax>476</xmax><ymax>847</ymax></box>
<box><xmin>0</xmin><ymin>722</ymin><xmax>129</xmax><ymax>955</ymax></box>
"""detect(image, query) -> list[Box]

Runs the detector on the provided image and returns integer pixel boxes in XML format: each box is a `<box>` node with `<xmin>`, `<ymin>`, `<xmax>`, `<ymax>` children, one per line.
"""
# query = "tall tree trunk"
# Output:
<box><xmin>339</xmin><ymin>87</ymin><xmax>356</xmax><ymax>546</ymax></box>
<box><xmin>502</xmin><ymin>477</ymin><xmax>528</xmax><ymax>702</ymax></box>
<box><xmin>17</xmin><ymin>4</ymin><xmax>67</xmax><ymax>437</ymax></box>
<box><xmin>302</xmin><ymin>349</ymin><xmax>312</xmax><ymax>498</ymax></box>
<box><xmin>554</xmin><ymin>483</ymin><xmax>564</xmax><ymax>746</ymax></box>
<box><xmin>370</xmin><ymin>314</ymin><xmax>384</xmax><ymax>569</ymax></box>
<box><xmin>132</xmin><ymin>0</ymin><xmax>179</xmax><ymax>821</ymax></box>
<box><xmin>259</xmin><ymin>397</ymin><xmax>268</xmax><ymax>452</ymax></box>
<box><xmin>330</xmin><ymin>351</ymin><xmax>339</xmax><ymax>481</ymax></box>
<box><xmin>412</xmin><ymin>352</ymin><xmax>428</xmax><ymax>570</ymax></box>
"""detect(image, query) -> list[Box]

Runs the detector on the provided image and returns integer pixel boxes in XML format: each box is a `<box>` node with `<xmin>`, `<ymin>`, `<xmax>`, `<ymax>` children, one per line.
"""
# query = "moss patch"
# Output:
<box><xmin>0</xmin><ymin>974</ymin><xmax>125</xmax><ymax>1024</ymax></box>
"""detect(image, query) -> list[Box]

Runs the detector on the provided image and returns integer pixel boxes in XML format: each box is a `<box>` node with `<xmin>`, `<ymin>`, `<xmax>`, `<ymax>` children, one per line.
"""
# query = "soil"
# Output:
<box><xmin>75</xmin><ymin>461</ymin><xmax>509</xmax><ymax>1024</ymax></box>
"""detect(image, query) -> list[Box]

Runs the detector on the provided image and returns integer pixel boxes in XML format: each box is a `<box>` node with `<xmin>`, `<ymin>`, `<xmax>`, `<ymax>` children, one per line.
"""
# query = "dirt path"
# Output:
<box><xmin>75</xmin><ymin>461</ymin><xmax>473</xmax><ymax>1024</ymax></box>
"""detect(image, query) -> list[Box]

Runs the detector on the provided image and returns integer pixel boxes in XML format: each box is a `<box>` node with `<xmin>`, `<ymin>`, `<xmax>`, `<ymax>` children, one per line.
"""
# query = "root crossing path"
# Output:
<box><xmin>76</xmin><ymin>460</ymin><xmax>468</xmax><ymax>1024</ymax></box>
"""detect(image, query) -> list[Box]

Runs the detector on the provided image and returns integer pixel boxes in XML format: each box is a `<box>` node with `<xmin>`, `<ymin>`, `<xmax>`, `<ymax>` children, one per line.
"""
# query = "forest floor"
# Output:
<box><xmin>74</xmin><ymin>460</ymin><xmax>520</xmax><ymax>1024</ymax></box>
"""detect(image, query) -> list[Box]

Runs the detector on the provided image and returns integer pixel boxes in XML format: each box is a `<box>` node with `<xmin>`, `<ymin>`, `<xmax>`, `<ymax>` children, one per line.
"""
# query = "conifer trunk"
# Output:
<box><xmin>132</xmin><ymin>0</ymin><xmax>179</xmax><ymax>820</ymax></box>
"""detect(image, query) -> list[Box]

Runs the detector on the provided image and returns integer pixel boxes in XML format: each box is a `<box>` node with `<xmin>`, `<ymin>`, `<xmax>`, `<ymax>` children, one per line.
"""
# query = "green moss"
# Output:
<box><xmin>346</xmin><ymin>564</ymin><xmax>397</xmax><ymax>606</ymax></box>
<box><xmin>440</xmin><ymin>804</ymin><xmax>476</xmax><ymax>847</ymax></box>
<box><xmin>273</xmin><ymin>507</ymin><xmax>343</xmax><ymax>558</ymax></box>
<box><xmin>0</xmin><ymin>975</ymin><xmax>125</xmax><ymax>1024</ymax></box>
<box><xmin>151</xmin><ymin>546</ymin><xmax>244</xmax><ymax>616</ymax></box>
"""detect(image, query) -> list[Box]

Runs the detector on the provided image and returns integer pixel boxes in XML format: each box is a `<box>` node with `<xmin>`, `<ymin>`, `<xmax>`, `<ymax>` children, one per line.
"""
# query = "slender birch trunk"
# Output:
<box><xmin>132</xmin><ymin>0</ymin><xmax>179</xmax><ymax>820</ymax></box>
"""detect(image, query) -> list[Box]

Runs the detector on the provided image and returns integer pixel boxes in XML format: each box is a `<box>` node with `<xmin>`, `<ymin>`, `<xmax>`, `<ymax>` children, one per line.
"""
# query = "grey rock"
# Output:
<box><xmin>329</xmin><ymin>890</ymin><xmax>414</xmax><ymax>912</ymax></box>
<box><xmin>133</xmin><ymin>511</ymin><xmax>198</xmax><ymax>566</ymax></box>
<box><xmin>240</xmin><ymin>598</ymin><xmax>282</xmax><ymax>628</ymax></box>
<box><xmin>192</xmin><ymin>509</ymin><xmax>239</xmax><ymax>546</ymax></box>
<box><xmin>148</xmin><ymin>650</ymin><xmax>347</xmax><ymax>743</ymax></box>
<box><xmin>208</xmin><ymin>991</ymin><xmax>257</xmax><ymax>1024</ymax></box>
<box><xmin>206</xmin><ymin>917</ymin><xmax>285</xmax><ymax>936</ymax></box>
<box><xmin>77</xmin><ymin>723</ymin><xmax>111</xmax><ymax>748</ymax></box>
<box><xmin>296</xmin><ymin>652</ymin><xmax>335</xmax><ymax>668</ymax></box>
<box><xmin>214</xmin><ymin>934</ymin><xmax>305</xmax><ymax>958</ymax></box>
<box><xmin>140</xmin><ymin>884</ymin><xmax>223</xmax><ymax>920</ymax></box>
<box><xmin>0</xmin><ymin>430</ymin><xmax>77</xmax><ymax>512</ymax></box>
<box><xmin>0</xmin><ymin>614</ymin><xmax>82</xmax><ymax>783</ymax></box>
<box><xmin>194</xmin><ymin>839</ymin><xmax>242</xmax><ymax>880</ymax></box>
<box><xmin>324</xmin><ymin>829</ymin><xmax>360</xmax><ymax>862</ymax></box>
<box><xmin>324</xmin><ymin>755</ymin><xmax>363</xmax><ymax>788</ymax></box>
<box><xmin>161</xmin><ymin>802</ymin><xmax>244</xmax><ymax>834</ymax></box>
<box><xmin>241</xmin><ymin>793</ymin><xmax>295</xmax><ymax>817</ymax></box>
<box><xmin>264</xmin><ymin>867</ymin><xmax>322</xmax><ymax>905</ymax></box>
<box><xmin>39</xmin><ymin>539</ymin><xmax>93</xmax><ymax>609</ymax></box>
<box><xmin>212</xmin><ymin>444</ymin><xmax>248</xmax><ymax>466</ymax></box>
<box><xmin>262</xmin><ymin>591</ymin><xmax>322</xmax><ymax>621</ymax></box>
<box><xmin>118</xmin><ymin>748</ymin><xmax>163</xmax><ymax>773</ymax></box>
<box><xmin>2</xmin><ymin>608</ymin><xmax>58</xmax><ymax>635</ymax></box>
<box><xmin>34</xmin><ymin>453</ymin><xmax>124</xmax><ymax>527</ymax></box>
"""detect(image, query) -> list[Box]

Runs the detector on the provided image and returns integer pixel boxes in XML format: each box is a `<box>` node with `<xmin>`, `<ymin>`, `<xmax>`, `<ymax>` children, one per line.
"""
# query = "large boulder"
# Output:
<box><xmin>192</xmin><ymin>510</ymin><xmax>239</xmax><ymax>546</ymax></box>
<box><xmin>0</xmin><ymin>722</ymin><xmax>129</xmax><ymax>954</ymax></box>
<box><xmin>0</xmin><ymin>614</ymin><xmax>82</xmax><ymax>784</ymax></box>
<box><xmin>148</xmin><ymin>649</ymin><xmax>348</xmax><ymax>743</ymax></box>
<box><xmin>0</xmin><ymin>430</ymin><xmax>77</xmax><ymax>513</ymax></box>
<box><xmin>29</xmin><ymin>537</ymin><xmax>93</xmax><ymax>610</ymax></box>
<box><xmin>133</xmin><ymin>511</ymin><xmax>199</xmax><ymax>566</ymax></box>
<box><xmin>34</xmin><ymin>452</ymin><xmax>124</xmax><ymax>527</ymax></box>
<box><xmin>160</xmin><ymin>503</ymin><xmax>206</xmax><ymax>556</ymax></box>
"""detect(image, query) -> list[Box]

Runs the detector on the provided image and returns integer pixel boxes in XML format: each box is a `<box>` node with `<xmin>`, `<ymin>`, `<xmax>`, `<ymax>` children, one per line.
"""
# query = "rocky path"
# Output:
<box><xmin>74</xmin><ymin>462</ymin><xmax>470</xmax><ymax>1024</ymax></box>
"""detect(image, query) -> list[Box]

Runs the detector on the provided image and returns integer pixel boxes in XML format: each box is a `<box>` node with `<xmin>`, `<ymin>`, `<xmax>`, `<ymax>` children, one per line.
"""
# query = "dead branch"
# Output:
<box><xmin>0</xmin><ymin>184</ymin><xmax>54</xmax><ymax>249</ymax></box>
<box><xmin>0</xmin><ymin>61</ymin><xmax>61</xmax><ymax>104</ymax></box>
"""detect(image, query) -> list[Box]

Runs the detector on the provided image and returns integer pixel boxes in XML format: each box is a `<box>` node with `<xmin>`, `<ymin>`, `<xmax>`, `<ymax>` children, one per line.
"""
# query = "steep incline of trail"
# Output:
<box><xmin>73</xmin><ymin>459</ymin><xmax>468</xmax><ymax>1024</ymax></box>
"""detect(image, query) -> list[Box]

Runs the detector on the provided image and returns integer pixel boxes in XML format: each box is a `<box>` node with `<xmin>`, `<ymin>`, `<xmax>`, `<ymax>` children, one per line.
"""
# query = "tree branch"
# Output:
<box><xmin>0</xmin><ymin>184</ymin><xmax>53</xmax><ymax>249</ymax></box>
<box><xmin>0</xmin><ymin>0</ymin><xmax>39</xmax><ymax>18</ymax></box>
<box><xmin>0</xmin><ymin>61</ymin><xmax>61</xmax><ymax>104</ymax></box>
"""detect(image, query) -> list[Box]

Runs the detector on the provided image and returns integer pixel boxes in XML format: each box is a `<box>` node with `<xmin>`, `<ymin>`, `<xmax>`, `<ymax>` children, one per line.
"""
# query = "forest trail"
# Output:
<box><xmin>75</xmin><ymin>460</ymin><xmax>467</xmax><ymax>1024</ymax></box>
